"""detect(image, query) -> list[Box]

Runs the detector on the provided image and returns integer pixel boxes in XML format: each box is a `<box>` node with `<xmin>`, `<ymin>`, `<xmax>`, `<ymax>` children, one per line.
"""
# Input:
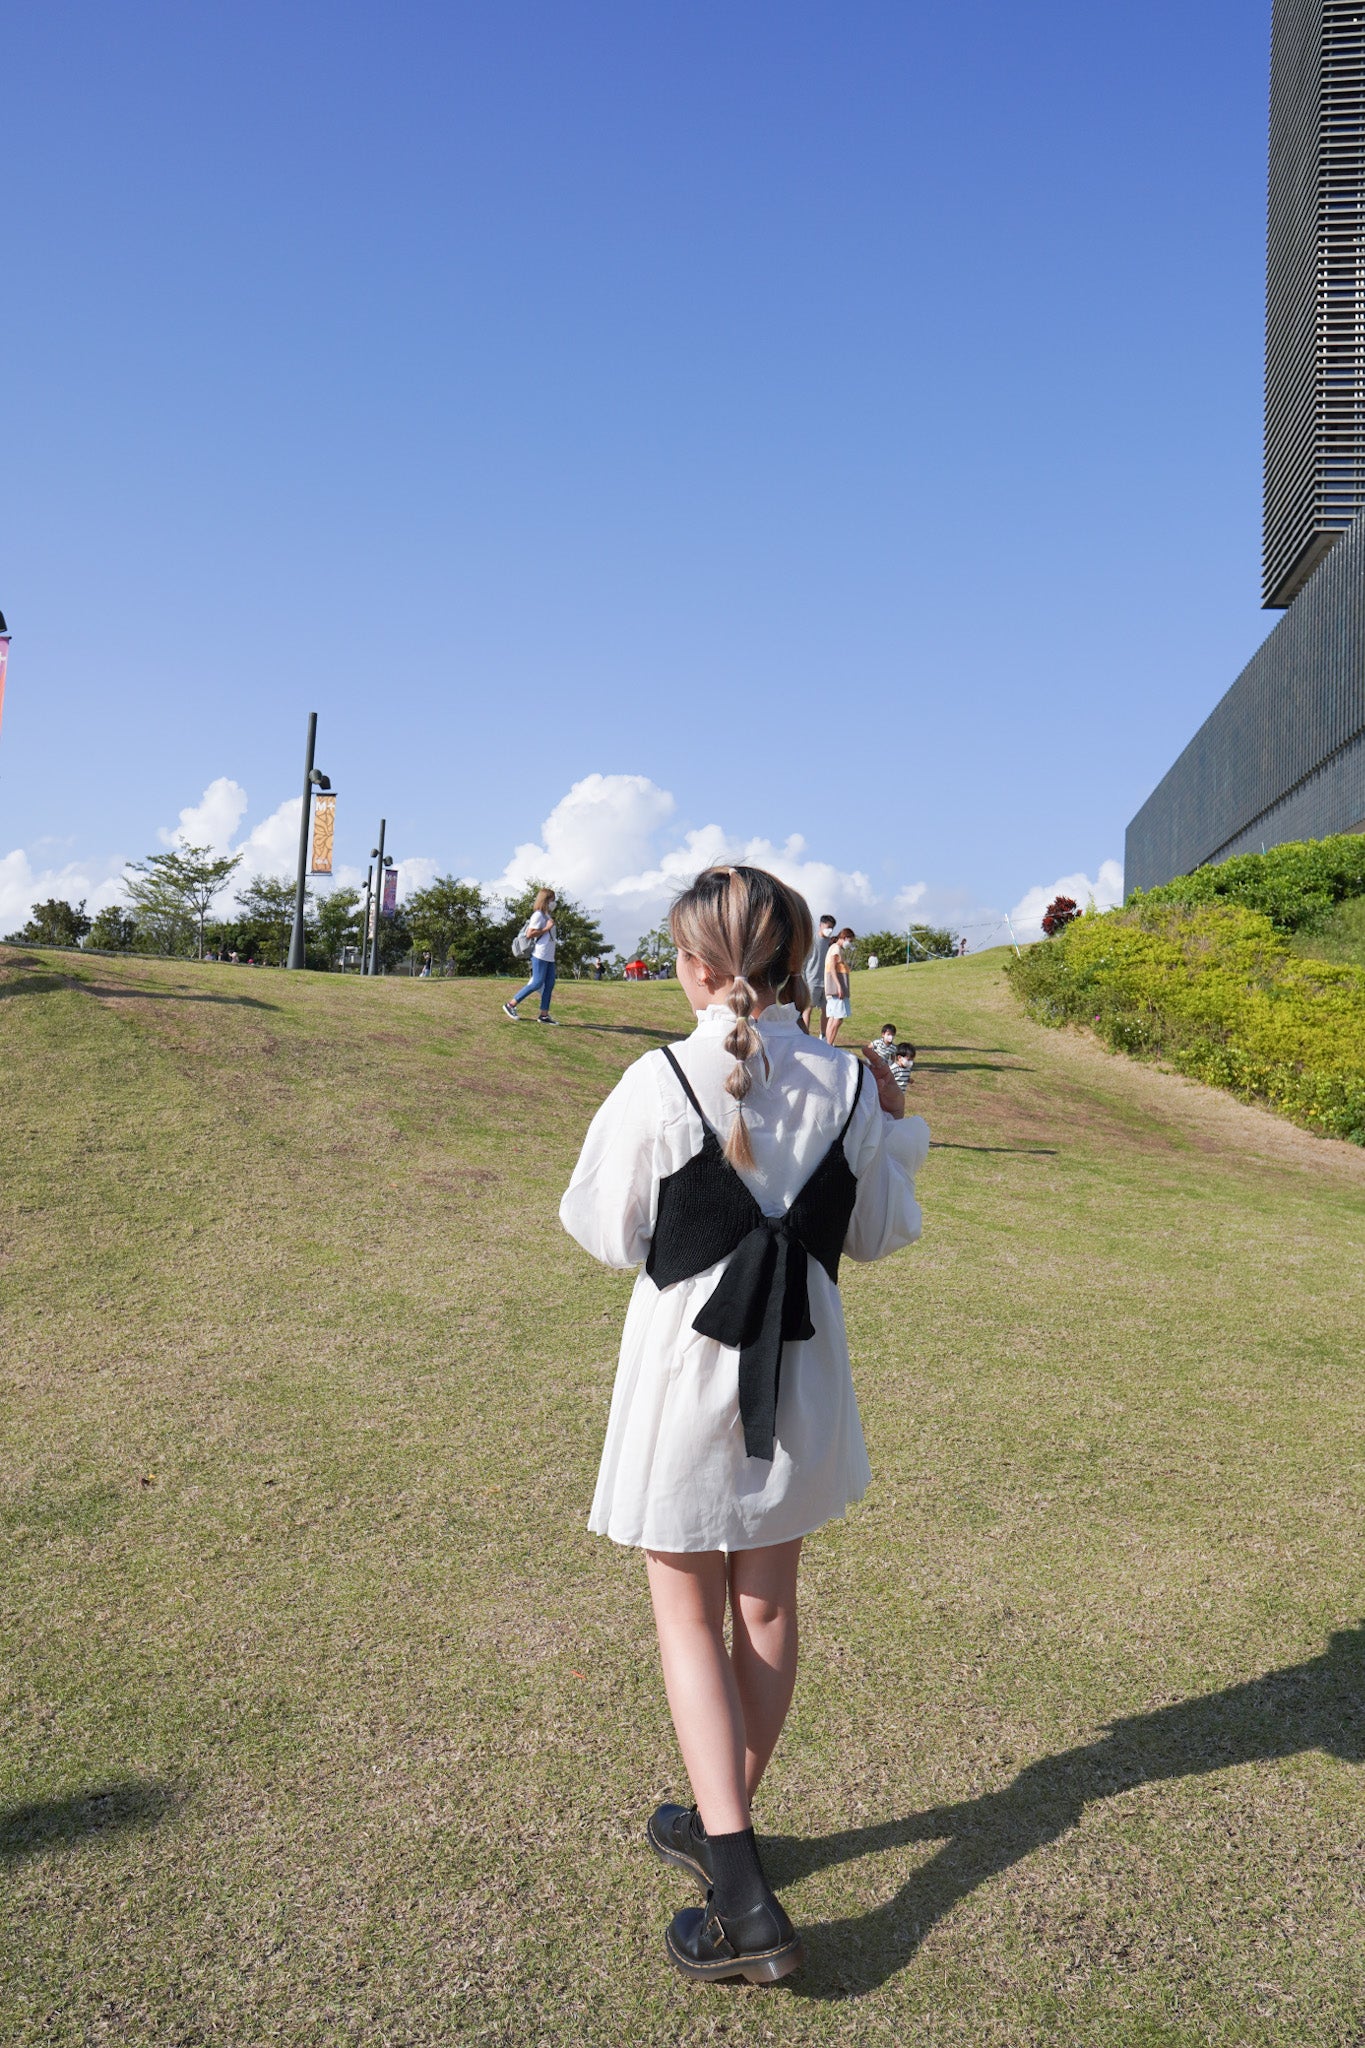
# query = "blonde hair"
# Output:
<box><xmin>668</xmin><ymin>865</ymin><xmax>814</xmax><ymax>1169</ymax></box>
<box><xmin>532</xmin><ymin>887</ymin><xmax>556</xmax><ymax>911</ymax></box>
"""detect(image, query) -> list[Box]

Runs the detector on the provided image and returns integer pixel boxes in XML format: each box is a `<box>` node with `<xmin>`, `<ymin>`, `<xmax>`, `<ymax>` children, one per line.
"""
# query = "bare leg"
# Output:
<box><xmin>729</xmin><ymin>1538</ymin><xmax>802</xmax><ymax>1801</ymax></box>
<box><xmin>646</xmin><ymin>1550</ymin><xmax>750</xmax><ymax>1835</ymax></box>
<box><xmin>824</xmin><ymin>1016</ymin><xmax>844</xmax><ymax>1044</ymax></box>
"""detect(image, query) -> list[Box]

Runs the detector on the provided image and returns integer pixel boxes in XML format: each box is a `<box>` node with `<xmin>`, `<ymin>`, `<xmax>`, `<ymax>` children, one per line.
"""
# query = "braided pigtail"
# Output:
<box><xmin>668</xmin><ymin>862</ymin><xmax>816</xmax><ymax>1170</ymax></box>
<box><xmin>722</xmin><ymin>974</ymin><xmax>764</xmax><ymax>1169</ymax></box>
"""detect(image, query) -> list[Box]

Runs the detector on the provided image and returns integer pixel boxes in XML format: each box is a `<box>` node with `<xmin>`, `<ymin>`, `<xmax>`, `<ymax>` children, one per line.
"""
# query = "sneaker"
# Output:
<box><xmin>501</xmin><ymin>1002</ymin><xmax>519</xmax><ymax>1021</ymax></box>
<box><xmin>536</xmin><ymin>1014</ymin><xmax>559</xmax><ymax>1025</ymax></box>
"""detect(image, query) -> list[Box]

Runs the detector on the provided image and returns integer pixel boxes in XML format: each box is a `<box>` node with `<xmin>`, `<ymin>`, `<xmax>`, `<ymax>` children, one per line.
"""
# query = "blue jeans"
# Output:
<box><xmin>512</xmin><ymin>957</ymin><xmax>556</xmax><ymax>1012</ymax></box>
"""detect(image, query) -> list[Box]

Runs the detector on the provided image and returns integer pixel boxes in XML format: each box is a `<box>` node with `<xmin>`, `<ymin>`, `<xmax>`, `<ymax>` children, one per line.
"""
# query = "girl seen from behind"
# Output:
<box><xmin>560</xmin><ymin>865</ymin><xmax>928</xmax><ymax>1985</ymax></box>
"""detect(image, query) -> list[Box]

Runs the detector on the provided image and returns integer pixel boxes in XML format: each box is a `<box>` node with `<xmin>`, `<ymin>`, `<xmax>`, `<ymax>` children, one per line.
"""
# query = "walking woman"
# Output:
<box><xmin>823</xmin><ymin>924</ymin><xmax>855</xmax><ymax>1044</ymax></box>
<box><xmin>502</xmin><ymin>887</ymin><xmax>559</xmax><ymax>1025</ymax></box>
<box><xmin>560</xmin><ymin>866</ymin><xmax>928</xmax><ymax>1984</ymax></box>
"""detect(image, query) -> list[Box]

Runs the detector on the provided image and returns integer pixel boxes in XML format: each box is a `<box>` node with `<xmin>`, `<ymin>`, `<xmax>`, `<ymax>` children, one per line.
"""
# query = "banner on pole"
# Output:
<box><xmin>309</xmin><ymin>792</ymin><xmax>336</xmax><ymax>874</ymax></box>
<box><xmin>0</xmin><ymin>638</ymin><xmax>10</xmax><ymax>742</ymax></box>
<box><xmin>381</xmin><ymin>867</ymin><xmax>399</xmax><ymax>917</ymax></box>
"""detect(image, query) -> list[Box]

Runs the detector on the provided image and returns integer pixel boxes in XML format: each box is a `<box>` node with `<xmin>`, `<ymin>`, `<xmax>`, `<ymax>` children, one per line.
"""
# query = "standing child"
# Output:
<box><xmin>890</xmin><ymin>1041</ymin><xmax>916</xmax><ymax>1091</ymax></box>
<box><xmin>876</xmin><ymin>1022</ymin><xmax>898</xmax><ymax>1060</ymax></box>
<box><xmin>560</xmin><ymin>865</ymin><xmax>929</xmax><ymax>1985</ymax></box>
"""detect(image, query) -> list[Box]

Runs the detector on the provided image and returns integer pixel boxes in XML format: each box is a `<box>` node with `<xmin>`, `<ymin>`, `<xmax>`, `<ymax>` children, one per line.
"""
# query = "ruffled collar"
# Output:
<box><xmin>693</xmin><ymin>1001</ymin><xmax>801</xmax><ymax>1037</ymax></box>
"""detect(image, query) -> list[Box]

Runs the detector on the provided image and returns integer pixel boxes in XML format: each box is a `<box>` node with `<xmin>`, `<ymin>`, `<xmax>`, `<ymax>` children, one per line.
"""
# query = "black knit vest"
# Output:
<box><xmin>644</xmin><ymin>1046</ymin><xmax>864</xmax><ymax>1462</ymax></box>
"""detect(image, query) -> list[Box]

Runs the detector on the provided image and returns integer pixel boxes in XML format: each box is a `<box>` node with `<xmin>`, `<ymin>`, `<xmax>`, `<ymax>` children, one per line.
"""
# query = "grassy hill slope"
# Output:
<box><xmin>3</xmin><ymin>946</ymin><xmax>1364</xmax><ymax>2047</ymax></box>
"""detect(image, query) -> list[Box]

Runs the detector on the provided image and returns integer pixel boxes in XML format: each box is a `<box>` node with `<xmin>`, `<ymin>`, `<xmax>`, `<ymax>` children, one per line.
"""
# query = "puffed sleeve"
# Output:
<box><xmin>842</xmin><ymin>1079</ymin><xmax>930</xmax><ymax>1263</ymax></box>
<box><xmin>559</xmin><ymin>1054</ymin><xmax>662</xmax><ymax>1270</ymax></box>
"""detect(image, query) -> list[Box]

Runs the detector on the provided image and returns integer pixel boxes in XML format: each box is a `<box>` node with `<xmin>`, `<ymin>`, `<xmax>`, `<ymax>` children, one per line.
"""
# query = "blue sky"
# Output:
<box><xmin>1</xmin><ymin>0</ymin><xmax>1273</xmax><ymax>945</ymax></box>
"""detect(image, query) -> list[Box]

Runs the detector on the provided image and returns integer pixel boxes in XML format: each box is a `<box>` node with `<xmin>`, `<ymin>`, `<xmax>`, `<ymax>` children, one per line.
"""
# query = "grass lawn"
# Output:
<box><xmin>2</xmin><ymin>942</ymin><xmax>1363</xmax><ymax>2048</ymax></box>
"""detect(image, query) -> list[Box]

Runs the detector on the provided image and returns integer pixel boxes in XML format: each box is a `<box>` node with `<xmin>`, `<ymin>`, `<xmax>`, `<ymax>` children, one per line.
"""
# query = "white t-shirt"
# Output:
<box><xmin>528</xmin><ymin>909</ymin><xmax>556</xmax><ymax>962</ymax></box>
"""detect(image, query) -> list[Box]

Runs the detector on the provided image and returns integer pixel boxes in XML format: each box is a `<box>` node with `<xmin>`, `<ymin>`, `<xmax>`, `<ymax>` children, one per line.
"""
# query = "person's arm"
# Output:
<box><xmin>842</xmin><ymin>1074</ymin><xmax>930</xmax><ymax>1263</ymax></box>
<box><xmin>862</xmin><ymin>1045</ymin><xmax>905</xmax><ymax>1118</ymax></box>
<box><xmin>559</xmin><ymin>1057</ymin><xmax>661</xmax><ymax>1268</ymax></box>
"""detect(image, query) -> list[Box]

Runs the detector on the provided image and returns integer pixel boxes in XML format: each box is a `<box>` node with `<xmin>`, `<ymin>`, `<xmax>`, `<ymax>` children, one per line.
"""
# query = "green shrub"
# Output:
<box><xmin>1131</xmin><ymin>833</ymin><xmax>1365</xmax><ymax>933</ymax></box>
<box><xmin>1007</xmin><ymin>900</ymin><xmax>1365</xmax><ymax>1146</ymax></box>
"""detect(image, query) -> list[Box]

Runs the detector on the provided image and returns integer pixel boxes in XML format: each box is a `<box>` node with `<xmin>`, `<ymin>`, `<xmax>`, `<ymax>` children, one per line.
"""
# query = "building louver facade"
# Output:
<box><xmin>1126</xmin><ymin>0</ymin><xmax>1365</xmax><ymax>891</ymax></box>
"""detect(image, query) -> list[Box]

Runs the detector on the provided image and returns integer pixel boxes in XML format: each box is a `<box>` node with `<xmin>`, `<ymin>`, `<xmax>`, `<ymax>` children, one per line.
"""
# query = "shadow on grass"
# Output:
<box><xmin>918</xmin><ymin>1058</ymin><xmax>1031</xmax><ymax>1075</ymax></box>
<box><xmin>929</xmin><ymin>1142</ymin><xmax>1058</xmax><ymax>1155</ymax></box>
<box><xmin>913</xmin><ymin>1045</ymin><xmax>1012</xmax><ymax>1056</ymax></box>
<box><xmin>81</xmin><ymin>985</ymin><xmax>278</xmax><ymax>1010</ymax></box>
<box><xmin>0</xmin><ymin>970</ymin><xmax>276</xmax><ymax>1010</ymax></box>
<box><xmin>0</xmin><ymin>972</ymin><xmax>71</xmax><ymax>999</ymax></box>
<box><xmin>563</xmin><ymin>1023</ymin><xmax>680</xmax><ymax>1042</ymax></box>
<box><xmin>0</xmin><ymin>1780</ymin><xmax>180</xmax><ymax>1862</ymax></box>
<box><xmin>769</xmin><ymin>1622</ymin><xmax>1365</xmax><ymax>1999</ymax></box>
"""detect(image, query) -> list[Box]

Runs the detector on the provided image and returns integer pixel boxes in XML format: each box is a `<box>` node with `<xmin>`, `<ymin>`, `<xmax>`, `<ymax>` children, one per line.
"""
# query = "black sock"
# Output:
<box><xmin>704</xmin><ymin>1826</ymin><xmax>772</xmax><ymax>1919</ymax></box>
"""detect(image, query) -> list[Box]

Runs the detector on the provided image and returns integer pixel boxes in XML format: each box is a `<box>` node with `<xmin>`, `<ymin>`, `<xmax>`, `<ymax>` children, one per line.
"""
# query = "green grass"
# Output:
<box><xmin>2</xmin><ymin>943</ymin><xmax>1364</xmax><ymax>2047</ymax></box>
<box><xmin>1292</xmin><ymin>893</ymin><xmax>1365</xmax><ymax>970</ymax></box>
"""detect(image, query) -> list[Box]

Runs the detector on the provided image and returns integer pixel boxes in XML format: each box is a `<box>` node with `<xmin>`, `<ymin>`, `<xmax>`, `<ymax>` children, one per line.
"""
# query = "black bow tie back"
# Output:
<box><xmin>645</xmin><ymin>1048</ymin><xmax>864</xmax><ymax>1462</ymax></box>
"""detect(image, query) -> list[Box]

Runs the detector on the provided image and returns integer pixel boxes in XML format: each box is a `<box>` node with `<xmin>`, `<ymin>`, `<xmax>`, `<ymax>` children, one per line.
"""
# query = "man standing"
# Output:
<box><xmin>802</xmin><ymin>914</ymin><xmax>837</xmax><ymax>1034</ymax></box>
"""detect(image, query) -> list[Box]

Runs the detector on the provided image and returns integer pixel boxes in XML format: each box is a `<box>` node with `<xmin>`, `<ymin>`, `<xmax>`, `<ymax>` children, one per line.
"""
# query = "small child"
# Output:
<box><xmin>890</xmin><ymin>1042</ymin><xmax>915</xmax><ymax>1090</ymax></box>
<box><xmin>876</xmin><ymin>1023</ymin><xmax>898</xmax><ymax>1059</ymax></box>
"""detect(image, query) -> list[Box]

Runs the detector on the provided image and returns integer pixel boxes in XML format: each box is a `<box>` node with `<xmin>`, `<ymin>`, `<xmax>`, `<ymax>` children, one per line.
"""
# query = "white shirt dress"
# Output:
<box><xmin>559</xmin><ymin>1002</ymin><xmax>929</xmax><ymax>1552</ymax></box>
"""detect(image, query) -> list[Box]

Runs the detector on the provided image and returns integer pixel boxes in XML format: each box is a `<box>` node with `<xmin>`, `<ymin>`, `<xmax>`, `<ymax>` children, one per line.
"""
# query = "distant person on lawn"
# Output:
<box><xmin>801</xmin><ymin>914</ymin><xmax>836</xmax><ymax>1034</ymax></box>
<box><xmin>502</xmin><ymin>888</ymin><xmax>559</xmax><ymax>1025</ymax></box>
<box><xmin>560</xmin><ymin>863</ymin><xmax>929</xmax><ymax>1987</ymax></box>
<box><xmin>823</xmin><ymin>927</ymin><xmax>854</xmax><ymax>1045</ymax></box>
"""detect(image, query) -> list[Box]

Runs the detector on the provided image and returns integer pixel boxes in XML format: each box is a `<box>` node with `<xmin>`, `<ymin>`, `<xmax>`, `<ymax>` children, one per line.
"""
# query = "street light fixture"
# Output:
<box><xmin>287</xmin><ymin>712</ymin><xmax>332</xmax><ymax>970</ymax></box>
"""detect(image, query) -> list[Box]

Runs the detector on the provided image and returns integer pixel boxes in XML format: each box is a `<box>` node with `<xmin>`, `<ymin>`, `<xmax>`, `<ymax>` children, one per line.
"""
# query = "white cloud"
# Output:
<box><xmin>0</xmin><ymin>848</ymin><xmax>128</xmax><ymax>935</ymax></box>
<box><xmin>1</xmin><ymin>766</ymin><xmax>1124</xmax><ymax>958</ymax></box>
<box><xmin>1009</xmin><ymin>859</ymin><xmax>1124</xmax><ymax>942</ymax></box>
<box><xmin>487</xmin><ymin>773</ymin><xmax>678</xmax><ymax>903</ymax></box>
<box><xmin>481</xmin><ymin>773</ymin><xmax>987</xmax><ymax>951</ymax></box>
<box><xmin>159</xmin><ymin>776</ymin><xmax>249</xmax><ymax>852</ymax></box>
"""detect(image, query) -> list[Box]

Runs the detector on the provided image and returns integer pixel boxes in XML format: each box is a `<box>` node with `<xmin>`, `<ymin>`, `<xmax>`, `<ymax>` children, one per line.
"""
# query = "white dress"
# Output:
<box><xmin>559</xmin><ymin>1003</ymin><xmax>929</xmax><ymax>1552</ymax></box>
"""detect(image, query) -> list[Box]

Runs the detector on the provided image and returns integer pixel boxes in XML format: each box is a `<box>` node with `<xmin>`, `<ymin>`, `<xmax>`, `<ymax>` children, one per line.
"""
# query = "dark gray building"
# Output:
<box><xmin>1126</xmin><ymin>0</ymin><xmax>1365</xmax><ymax>891</ymax></box>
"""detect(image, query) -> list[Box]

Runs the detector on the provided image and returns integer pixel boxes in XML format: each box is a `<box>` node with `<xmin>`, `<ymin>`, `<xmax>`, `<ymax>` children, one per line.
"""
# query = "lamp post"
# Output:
<box><xmin>359</xmin><ymin>860</ymin><xmax>375</xmax><ymax>972</ymax></box>
<box><xmin>366</xmin><ymin>818</ymin><xmax>394</xmax><ymax>976</ymax></box>
<box><xmin>287</xmin><ymin>712</ymin><xmax>332</xmax><ymax>970</ymax></box>
<box><xmin>0</xmin><ymin>611</ymin><xmax>11</xmax><ymax>762</ymax></box>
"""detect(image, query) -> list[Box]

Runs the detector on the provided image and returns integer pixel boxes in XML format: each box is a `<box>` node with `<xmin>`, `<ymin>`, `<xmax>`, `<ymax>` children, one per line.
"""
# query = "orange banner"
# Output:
<box><xmin>310</xmin><ymin>792</ymin><xmax>336</xmax><ymax>874</ymax></box>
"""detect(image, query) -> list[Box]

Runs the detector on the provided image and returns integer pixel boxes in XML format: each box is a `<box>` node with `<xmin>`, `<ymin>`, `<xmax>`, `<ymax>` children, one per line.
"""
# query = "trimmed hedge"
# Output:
<box><xmin>1132</xmin><ymin>833</ymin><xmax>1365</xmax><ymax>933</ymax></box>
<box><xmin>1007</xmin><ymin>900</ymin><xmax>1365</xmax><ymax>1146</ymax></box>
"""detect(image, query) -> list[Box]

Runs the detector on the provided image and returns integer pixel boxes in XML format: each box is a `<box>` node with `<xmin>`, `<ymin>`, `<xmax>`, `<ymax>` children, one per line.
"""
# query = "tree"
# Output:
<box><xmin>404</xmin><ymin>876</ymin><xmax>495</xmax><ymax>972</ymax></box>
<box><xmin>1041</xmin><ymin>895</ymin><xmax>1080</xmax><ymax>938</ymax></box>
<box><xmin>236</xmin><ymin>875</ymin><xmax>305</xmax><ymax>967</ymax></box>
<box><xmin>125</xmin><ymin>843</ymin><xmax>242</xmax><ymax>958</ymax></box>
<box><xmin>4</xmin><ymin>897</ymin><xmax>92</xmax><ymax>947</ymax></box>
<box><xmin>632</xmin><ymin>923</ymin><xmax>676</xmax><ymax>970</ymax></box>
<box><xmin>496</xmin><ymin>883</ymin><xmax>606</xmax><ymax>976</ymax></box>
<box><xmin>87</xmin><ymin>904</ymin><xmax>138</xmax><ymax>952</ymax></box>
<box><xmin>843</xmin><ymin>924</ymin><xmax>958</xmax><ymax>968</ymax></box>
<box><xmin>907</xmin><ymin>923</ymin><xmax>960</xmax><ymax>960</ymax></box>
<box><xmin>315</xmin><ymin>887</ymin><xmax>362</xmax><ymax>968</ymax></box>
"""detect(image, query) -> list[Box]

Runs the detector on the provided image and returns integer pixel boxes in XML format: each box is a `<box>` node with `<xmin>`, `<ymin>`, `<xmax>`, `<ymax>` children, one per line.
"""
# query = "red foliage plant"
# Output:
<box><xmin>1041</xmin><ymin>895</ymin><xmax>1080</xmax><ymax>938</ymax></box>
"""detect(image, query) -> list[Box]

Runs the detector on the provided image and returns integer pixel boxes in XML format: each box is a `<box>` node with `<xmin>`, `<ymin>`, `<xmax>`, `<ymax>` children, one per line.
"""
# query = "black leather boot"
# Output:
<box><xmin>646</xmin><ymin>1802</ymin><xmax>712</xmax><ymax>1889</ymax></box>
<box><xmin>664</xmin><ymin>1891</ymin><xmax>805</xmax><ymax>1984</ymax></box>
